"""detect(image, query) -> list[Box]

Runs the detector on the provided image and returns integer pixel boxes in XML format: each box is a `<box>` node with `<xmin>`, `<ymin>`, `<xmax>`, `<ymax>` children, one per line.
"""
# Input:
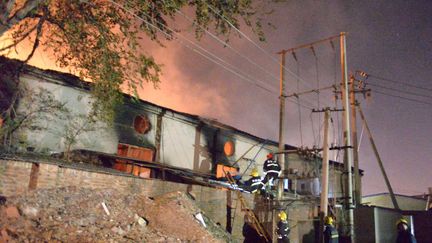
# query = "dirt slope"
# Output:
<box><xmin>0</xmin><ymin>187</ymin><xmax>231</xmax><ymax>242</ymax></box>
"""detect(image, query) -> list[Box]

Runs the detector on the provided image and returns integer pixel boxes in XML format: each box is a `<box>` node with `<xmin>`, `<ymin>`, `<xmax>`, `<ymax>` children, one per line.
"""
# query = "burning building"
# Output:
<box><xmin>0</xmin><ymin>56</ymin><xmax>361</xmax><ymax>242</ymax></box>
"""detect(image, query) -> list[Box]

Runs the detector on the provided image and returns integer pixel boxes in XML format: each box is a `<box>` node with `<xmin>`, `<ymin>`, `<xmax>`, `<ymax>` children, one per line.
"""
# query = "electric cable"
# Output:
<box><xmin>367</xmin><ymin>83</ymin><xmax>432</xmax><ymax>100</ymax></box>
<box><xmin>373</xmin><ymin>90</ymin><xmax>432</xmax><ymax>106</ymax></box>
<box><xmin>109</xmin><ymin>0</ymin><xmax>320</xmax><ymax>111</ymax></box>
<box><xmin>137</xmin><ymin>0</ymin><xmax>336</xmax><ymax>109</ymax></box>
<box><xmin>109</xmin><ymin>0</ymin><xmax>281</xmax><ymax>95</ymax></box>
<box><xmin>365</xmin><ymin>73</ymin><xmax>432</xmax><ymax>92</ymax></box>
<box><xmin>173</xmin><ymin>7</ymin><xmax>281</xmax><ymax>84</ymax></box>
<box><xmin>203</xmin><ymin>1</ymin><xmax>316</xmax><ymax>90</ymax></box>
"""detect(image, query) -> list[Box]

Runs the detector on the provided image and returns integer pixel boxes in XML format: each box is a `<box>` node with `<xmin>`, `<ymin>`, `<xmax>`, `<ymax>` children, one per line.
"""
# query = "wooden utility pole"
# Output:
<box><xmin>278</xmin><ymin>51</ymin><xmax>286</xmax><ymax>200</ymax></box>
<box><xmin>340</xmin><ymin>32</ymin><xmax>355</xmax><ymax>242</ymax></box>
<box><xmin>349</xmin><ymin>76</ymin><xmax>361</xmax><ymax>205</ymax></box>
<box><xmin>319</xmin><ymin>109</ymin><xmax>330</xmax><ymax>243</ymax></box>
<box><xmin>358</xmin><ymin>105</ymin><xmax>400</xmax><ymax>210</ymax></box>
<box><xmin>271</xmin><ymin>51</ymin><xmax>287</xmax><ymax>243</ymax></box>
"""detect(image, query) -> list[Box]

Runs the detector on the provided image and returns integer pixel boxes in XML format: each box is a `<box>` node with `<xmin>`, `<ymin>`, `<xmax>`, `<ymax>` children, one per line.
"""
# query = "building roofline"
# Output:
<box><xmin>363</xmin><ymin>192</ymin><xmax>427</xmax><ymax>201</ymax></box>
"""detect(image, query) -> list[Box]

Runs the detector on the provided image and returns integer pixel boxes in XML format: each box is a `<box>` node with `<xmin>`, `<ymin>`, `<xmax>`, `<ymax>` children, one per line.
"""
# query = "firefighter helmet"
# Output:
<box><xmin>396</xmin><ymin>218</ymin><xmax>408</xmax><ymax>226</ymax></box>
<box><xmin>325</xmin><ymin>216</ymin><xmax>334</xmax><ymax>225</ymax></box>
<box><xmin>250</xmin><ymin>168</ymin><xmax>259</xmax><ymax>177</ymax></box>
<box><xmin>278</xmin><ymin>211</ymin><xmax>287</xmax><ymax>221</ymax></box>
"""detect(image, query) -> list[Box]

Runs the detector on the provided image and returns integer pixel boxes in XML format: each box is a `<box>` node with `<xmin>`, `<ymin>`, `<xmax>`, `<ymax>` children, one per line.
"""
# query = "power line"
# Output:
<box><xmin>200</xmin><ymin>0</ymin><xmax>338</xmax><ymax>109</ymax></box>
<box><xmin>108</xmin><ymin>0</ymin><xmax>318</xmax><ymax>111</ymax></box>
<box><xmin>367</xmin><ymin>83</ymin><xmax>432</xmax><ymax>100</ymax></box>
<box><xmin>109</xmin><ymin>0</ymin><xmax>280</xmax><ymax>94</ymax></box>
<box><xmin>286</xmin><ymin>85</ymin><xmax>335</xmax><ymax>98</ymax></box>
<box><xmin>204</xmin><ymin>1</ymin><xmax>316</xmax><ymax>90</ymax></box>
<box><xmin>358</xmin><ymin>71</ymin><xmax>432</xmax><ymax>92</ymax></box>
<box><xmin>373</xmin><ymin>90</ymin><xmax>432</xmax><ymax>106</ymax></box>
<box><xmin>171</xmin><ymin>3</ymin><xmax>328</xmax><ymax>111</ymax></box>
<box><xmin>173</xmin><ymin>7</ymin><xmax>281</xmax><ymax>84</ymax></box>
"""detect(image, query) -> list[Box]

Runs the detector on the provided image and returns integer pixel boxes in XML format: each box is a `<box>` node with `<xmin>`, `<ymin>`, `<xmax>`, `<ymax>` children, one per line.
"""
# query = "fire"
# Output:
<box><xmin>0</xmin><ymin>27</ymin><xmax>228</xmax><ymax>120</ymax></box>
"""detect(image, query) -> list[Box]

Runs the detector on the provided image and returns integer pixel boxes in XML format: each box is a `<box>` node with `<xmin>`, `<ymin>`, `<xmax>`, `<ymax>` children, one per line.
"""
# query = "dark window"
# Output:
<box><xmin>134</xmin><ymin>115</ymin><xmax>151</xmax><ymax>134</ymax></box>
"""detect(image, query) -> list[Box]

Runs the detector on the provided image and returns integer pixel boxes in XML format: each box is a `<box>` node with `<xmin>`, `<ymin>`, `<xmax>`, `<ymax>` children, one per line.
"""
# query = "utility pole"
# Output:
<box><xmin>278</xmin><ymin>51</ymin><xmax>286</xmax><ymax>200</ymax></box>
<box><xmin>319</xmin><ymin>108</ymin><xmax>330</xmax><ymax>243</ymax></box>
<box><xmin>349</xmin><ymin>76</ymin><xmax>361</xmax><ymax>205</ymax></box>
<box><xmin>271</xmin><ymin>51</ymin><xmax>287</xmax><ymax>243</ymax></box>
<box><xmin>340</xmin><ymin>32</ymin><xmax>355</xmax><ymax>242</ymax></box>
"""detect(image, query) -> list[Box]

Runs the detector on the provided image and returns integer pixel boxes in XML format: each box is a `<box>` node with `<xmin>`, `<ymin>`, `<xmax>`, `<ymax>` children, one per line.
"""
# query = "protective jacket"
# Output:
<box><xmin>245</xmin><ymin>176</ymin><xmax>265</xmax><ymax>194</ymax></box>
<box><xmin>263</xmin><ymin>158</ymin><xmax>281</xmax><ymax>174</ymax></box>
<box><xmin>396</xmin><ymin>228</ymin><xmax>417</xmax><ymax>243</ymax></box>
<box><xmin>263</xmin><ymin>159</ymin><xmax>281</xmax><ymax>185</ymax></box>
<box><xmin>276</xmin><ymin>220</ymin><xmax>290</xmax><ymax>243</ymax></box>
<box><xmin>323</xmin><ymin>224</ymin><xmax>339</xmax><ymax>243</ymax></box>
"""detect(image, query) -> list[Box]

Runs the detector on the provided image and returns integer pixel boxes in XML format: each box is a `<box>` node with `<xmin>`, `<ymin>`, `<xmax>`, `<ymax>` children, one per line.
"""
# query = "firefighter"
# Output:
<box><xmin>396</xmin><ymin>218</ymin><xmax>417</xmax><ymax>243</ymax></box>
<box><xmin>262</xmin><ymin>153</ymin><xmax>281</xmax><ymax>189</ymax></box>
<box><xmin>323</xmin><ymin>216</ymin><xmax>339</xmax><ymax>243</ymax></box>
<box><xmin>244</xmin><ymin>168</ymin><xmax>265</xmax><ymax>194</ymax></box>
<box><xmin>276</xmin><ymin>211</ymin><xmax>290</xmax><ymax>243</ymax></box>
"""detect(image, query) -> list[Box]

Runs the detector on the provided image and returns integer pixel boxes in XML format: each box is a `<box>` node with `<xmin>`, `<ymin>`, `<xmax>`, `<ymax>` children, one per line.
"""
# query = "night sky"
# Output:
<box><xmin>4</xmin><ymin>0</ymin><xmax>432</xmax><ymax>196</ymax></box>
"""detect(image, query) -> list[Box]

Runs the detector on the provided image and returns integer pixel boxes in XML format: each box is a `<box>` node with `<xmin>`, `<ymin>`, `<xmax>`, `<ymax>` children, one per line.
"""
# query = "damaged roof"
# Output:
<box><xmin>0</xmin><ymin>56</ymin><xmax>362</xmax><ymax>173</ymax></box>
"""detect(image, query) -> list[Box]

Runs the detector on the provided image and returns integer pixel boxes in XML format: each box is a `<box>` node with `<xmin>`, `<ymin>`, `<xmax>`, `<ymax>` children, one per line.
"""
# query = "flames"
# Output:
<box><xmin>0</xmin><ymin>28</ymin><xmax>228</xmax><ymax>120</ymax></box>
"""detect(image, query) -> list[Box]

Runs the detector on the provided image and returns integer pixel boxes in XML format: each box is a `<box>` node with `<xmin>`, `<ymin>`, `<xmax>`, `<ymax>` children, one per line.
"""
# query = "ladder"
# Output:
<box><xmin>225</xmin><ymin>172</ymin><xmax>271</xmax><ymax>242</ymax></box>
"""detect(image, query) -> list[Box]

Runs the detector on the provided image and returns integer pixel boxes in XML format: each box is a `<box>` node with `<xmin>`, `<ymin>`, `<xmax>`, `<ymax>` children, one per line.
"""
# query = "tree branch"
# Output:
<box><xmin>0</xmin><ymin>0</ymin><xmax>44</xmax><ymax>36</ymax></box>
<box><xmin>22</xmin><ymin>18</ymin><xmax>44</xmax><ymax>63</ymax></box>
<box><xmin>0</xmin><ymin>0</ymin><xmax>17</xmax><ymax>25</ymax></box>
<box><xmin>0</xmin><ymin>23</ymin><xmax>38</xmax><ymax>52</ymax></box>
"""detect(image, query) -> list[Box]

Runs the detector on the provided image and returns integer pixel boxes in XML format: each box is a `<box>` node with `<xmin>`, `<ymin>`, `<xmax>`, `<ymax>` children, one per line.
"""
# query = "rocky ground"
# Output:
<box><xmin>0</xmin><ymin>187</ymin><xmax>232</xmax><ymax>242</ymax></box>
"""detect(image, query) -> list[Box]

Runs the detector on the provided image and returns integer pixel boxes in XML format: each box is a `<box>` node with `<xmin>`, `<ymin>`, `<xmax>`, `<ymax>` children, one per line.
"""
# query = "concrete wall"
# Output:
<box><xmin>114</xmin><ymin>102</ymin><xmax>158</xmax><ymax>148</ymax></box>
<box><xmin>354</xmin><ymin>205</ymin><xmax>409</xmax><ymax>243</ymax></box>
<box><xmin>16</xmin><ymin>74</ymin><xmax>118</xmax><ymax>154</ymax></box>
<box><xmin>288</xmin><ymin>203</ymin><xmax>318</xmax><ymax>243</ymax></box>
<box><xmin>160</xmin><ymin>113</ymin><xmax>197</xmax><ymax>170</ymax></box>
<box><xmin>374</xmin><ymin>207</ymin><xmax>403</xmax><ymax>243</ymax></box>
<box><xmin>355</xmin><ymin>206</ymin><xmax>376</xmax><ymax>243</ymax></box>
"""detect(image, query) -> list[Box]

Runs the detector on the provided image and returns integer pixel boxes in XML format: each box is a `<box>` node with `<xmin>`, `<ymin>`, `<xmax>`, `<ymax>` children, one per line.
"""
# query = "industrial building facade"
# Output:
<box><xmin>0</xmin><ymin>57</ymin><xmax>356</xmax><ymax>242</ymax></box>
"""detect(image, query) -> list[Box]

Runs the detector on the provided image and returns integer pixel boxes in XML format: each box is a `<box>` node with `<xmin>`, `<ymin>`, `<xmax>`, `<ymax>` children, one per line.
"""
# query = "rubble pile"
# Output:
<box><xmin>0</xmin><ymin>187</ymin><xmax>231</xmax><ymax>242</ymax></box>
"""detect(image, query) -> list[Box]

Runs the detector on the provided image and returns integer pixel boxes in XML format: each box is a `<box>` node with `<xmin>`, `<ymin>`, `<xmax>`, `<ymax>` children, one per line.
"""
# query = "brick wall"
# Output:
<box><xmin>0</xmin><ymin>159</ymin><xmax>249</xmax><ymax>241</ymax></box>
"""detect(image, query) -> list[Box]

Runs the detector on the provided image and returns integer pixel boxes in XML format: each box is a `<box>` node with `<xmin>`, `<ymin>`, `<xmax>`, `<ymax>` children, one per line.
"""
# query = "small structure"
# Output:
<box><xmin>363</xmin><ymin>193</ymin><xmax>428</xmax><ymax>211</ymax></box>
<box><xmin>359</xmin><ymin>193</ymin><xmax>432</xmax><ymax>243</ymax></box>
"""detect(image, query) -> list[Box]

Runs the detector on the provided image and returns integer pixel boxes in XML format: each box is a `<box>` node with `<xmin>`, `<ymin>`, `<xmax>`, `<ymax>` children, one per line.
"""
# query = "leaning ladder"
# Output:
<box><xmin>225</xmin><ymin>172</ymin><xmax>270</xmax><ymax>242</ymax></box>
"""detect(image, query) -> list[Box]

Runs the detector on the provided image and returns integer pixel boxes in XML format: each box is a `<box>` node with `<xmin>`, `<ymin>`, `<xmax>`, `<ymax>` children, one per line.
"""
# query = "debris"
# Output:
<box><xmin>5</xmin><ymin>206</ymin><xmax>20</xmax><ymax>218</ymax></box>
<box><xmin>101</xmin><ymin>202</ymin><xmax>110</xmax><ymax>216</ymax></box>
<box><xmin>195</xmin><ymin>213</ymin><xmax>207</xmax><ymax>228</ymax></box>
<box><xmin>135</xmin><ymin>214</ymin><xmax>147</xmax><ymax>227</ymax></box>
<box><xmin>0</xmin><ymin>187</ymin><xmax>230</xmax><ymax>242</ymax></box>
<box><xmin>111</xmin><ymin>226</ymin><xmax>125</xmax><ymax>235</ymax></box>
<box><xmin>0</xmin><ymin>196</ymin><xmax>6</xmax><ymax>205</ymax></box>
<box><xmin>21</xmin><ymin>205</ymin><xmax>38</xmax><ymax>218</ymax></box>
<box><xmin>1</xmin><ymin>228</ymin><xmax>9</xmax><ymax>242</ymax></box>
